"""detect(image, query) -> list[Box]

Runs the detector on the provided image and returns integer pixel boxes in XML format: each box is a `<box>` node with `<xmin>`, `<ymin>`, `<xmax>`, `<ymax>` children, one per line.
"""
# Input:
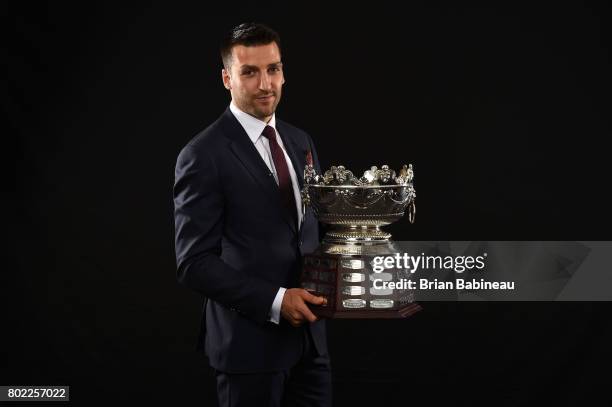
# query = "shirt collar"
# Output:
<box><xmin>229</xmin><ymin>101</ymin><xmax>277</xmax><ymax>144</ymax></box>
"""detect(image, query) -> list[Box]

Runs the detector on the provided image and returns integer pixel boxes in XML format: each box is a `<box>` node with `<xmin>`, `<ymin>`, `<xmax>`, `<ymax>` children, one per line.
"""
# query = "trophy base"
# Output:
<box><xmin>301</xmin><ymin>238</ymin><xmax>422</xmax><ymax>319</ymax></box>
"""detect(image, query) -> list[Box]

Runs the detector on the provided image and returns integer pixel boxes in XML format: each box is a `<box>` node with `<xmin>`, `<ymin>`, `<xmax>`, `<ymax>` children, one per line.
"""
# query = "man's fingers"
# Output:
<box><xmin>300</xmin><ymin>290</ymin><xmax>327</xmax><ymax>306</ymax></box>
<box><xmin>290</xmin><ymin>313</ymin><xmax>304</xmax><ymax>327</ymax></box>
<box><xmin>281</xmin><ymin>289</ymin><xmax>324</xmax><ymax>326</ymax></box>
<box><xmin>297</xmin><ymin>304</ymin><xmax>318</xmax><ymax>323</ymax></box>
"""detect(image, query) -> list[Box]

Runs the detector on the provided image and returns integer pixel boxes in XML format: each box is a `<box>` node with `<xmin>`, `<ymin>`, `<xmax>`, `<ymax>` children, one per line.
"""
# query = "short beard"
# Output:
<box><xmin>252</xmin><ymin>98</ymin><xmax>280</xmax><ymax>121</ymax></box>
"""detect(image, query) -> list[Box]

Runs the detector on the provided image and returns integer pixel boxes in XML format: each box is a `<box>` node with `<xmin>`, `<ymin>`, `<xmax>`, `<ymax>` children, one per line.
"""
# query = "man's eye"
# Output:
<box><xmin>242</xmin><ymin>70</ymin><xmax>254</xmax><ymax>76</ymax></box>
<box><xmin>269</xmin><ymin>67</ymin><xmax>280</xmax><ymax>73</ymax></box>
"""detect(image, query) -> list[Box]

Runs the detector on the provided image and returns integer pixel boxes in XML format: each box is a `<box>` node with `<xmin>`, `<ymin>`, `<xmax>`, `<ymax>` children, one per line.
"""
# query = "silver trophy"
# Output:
<box><xmin>301</xmin><ymin>163</ymin><xmax>421</xmax><ymax>318</ymax></box>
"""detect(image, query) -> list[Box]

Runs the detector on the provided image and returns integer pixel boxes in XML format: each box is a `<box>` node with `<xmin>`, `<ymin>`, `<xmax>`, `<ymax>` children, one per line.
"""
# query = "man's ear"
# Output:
<box><xmin>222</xmin><ymin>68</ymin><xmax>231</xmax><ymax>90</ymax></box>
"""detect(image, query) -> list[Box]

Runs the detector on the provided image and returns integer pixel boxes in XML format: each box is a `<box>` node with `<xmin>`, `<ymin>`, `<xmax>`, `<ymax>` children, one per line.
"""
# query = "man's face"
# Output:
<box><xmin>222</xmin><ymin>42</ymin><xmax>285</xmax><ymax>123</ymax></box>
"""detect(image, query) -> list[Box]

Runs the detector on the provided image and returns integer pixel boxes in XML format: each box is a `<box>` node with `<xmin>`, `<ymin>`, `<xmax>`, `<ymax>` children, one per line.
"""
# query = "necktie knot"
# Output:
<box><xmin>261</xmin><ymin>125</ymin><xmax>277</xmax><ymax>142</ymax></box>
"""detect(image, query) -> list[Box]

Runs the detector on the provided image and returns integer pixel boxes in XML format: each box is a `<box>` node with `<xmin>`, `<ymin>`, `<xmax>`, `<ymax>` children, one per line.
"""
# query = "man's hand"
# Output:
<box><xmin>280</xmin><ymin>288</ymin><xmax>327</xmax><ymax>327</ymax></box>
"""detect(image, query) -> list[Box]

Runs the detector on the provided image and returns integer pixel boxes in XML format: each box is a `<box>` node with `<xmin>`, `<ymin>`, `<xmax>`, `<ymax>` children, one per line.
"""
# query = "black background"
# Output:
<box><xmin>6</xmin><ymin>3</ymin><xmax>612</xmax><ymax>406</ymax></box>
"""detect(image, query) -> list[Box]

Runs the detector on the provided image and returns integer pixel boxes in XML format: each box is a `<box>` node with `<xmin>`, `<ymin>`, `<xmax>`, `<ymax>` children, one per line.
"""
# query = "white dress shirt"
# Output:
<box><xmin>229</xmin><ymin>102</ymin><xmax>303</xmax><ymax>324</ymax></box>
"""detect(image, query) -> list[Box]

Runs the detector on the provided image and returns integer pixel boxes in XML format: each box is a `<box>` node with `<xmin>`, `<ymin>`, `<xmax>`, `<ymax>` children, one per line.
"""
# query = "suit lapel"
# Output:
<box><xmin>220</xmin><ymin>109</ymin><xmax>298</xmax><ymax>234</ymax></box>
<box><xmin>222</xmin><ymin>109</ymin><xmax>278</xmax><ymax>195</ymax></box>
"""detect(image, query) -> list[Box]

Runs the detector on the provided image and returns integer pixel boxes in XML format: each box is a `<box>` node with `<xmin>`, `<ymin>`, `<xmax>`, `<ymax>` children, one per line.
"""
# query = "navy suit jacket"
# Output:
<box><xmin>173</xmin><ymin>108</ymin><xmax>327</xmax><ymax>373</ymax></box>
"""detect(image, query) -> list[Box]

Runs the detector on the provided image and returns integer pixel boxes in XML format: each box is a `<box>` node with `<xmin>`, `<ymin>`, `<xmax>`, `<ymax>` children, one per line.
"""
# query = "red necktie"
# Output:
<box><xmin>261</xmin><ymin>125</ymin><xmax>297</xmax><ymax>225</ymax></box>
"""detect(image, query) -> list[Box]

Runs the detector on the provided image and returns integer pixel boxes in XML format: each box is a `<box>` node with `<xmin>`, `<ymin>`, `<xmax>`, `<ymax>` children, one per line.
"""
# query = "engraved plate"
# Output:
<box><xmin>370</xmin><ymin>299</ymin><xmax>394</xmax><ymax>308</ymax></box>
<box><xmin>370</xmin><ymin>287</ymin><xmax>393</xmax><ymax>295</ymax></box>
<box><xmin>325</xmin><ymin>246</ymin><xmax>363</xmax><ymax>255</ymax></box>
<box><xmin>370</xmin><ymin>272</ymin><xmax>392</xmax><ymax>281</ymax></box>
<box><xmin>342</xmin><ymin>273</ymin><xmax>365</xmax><ymax>282</ymax></box>
<box><xmin>342</xmin><ymin>286</ymin><xmax>365</xmax><ymax>296</ymax></box>
<box><xmin>342</xmin><ymin>299</ymin><xmax>366</xmax><ymax>309</ymax></box>
<box><xmin>341</xmin><ymin>259</ymin><xmax>364</xmax><ymax>269</ymax></box>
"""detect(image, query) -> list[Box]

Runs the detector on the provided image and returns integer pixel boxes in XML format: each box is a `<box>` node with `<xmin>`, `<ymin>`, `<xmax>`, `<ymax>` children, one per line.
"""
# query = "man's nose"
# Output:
<box><xmin>259</xmin><ymin>72</ymin><xmax>272</xmax><ymax>91</ymax></box>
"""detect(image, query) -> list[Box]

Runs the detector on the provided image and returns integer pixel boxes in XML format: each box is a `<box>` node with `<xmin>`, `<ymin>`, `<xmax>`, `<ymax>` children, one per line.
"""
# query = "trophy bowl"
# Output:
<box><xmin>301</xmin><ymin>163</ymin><xmax>421</xmax><ymax>318</ymax></box>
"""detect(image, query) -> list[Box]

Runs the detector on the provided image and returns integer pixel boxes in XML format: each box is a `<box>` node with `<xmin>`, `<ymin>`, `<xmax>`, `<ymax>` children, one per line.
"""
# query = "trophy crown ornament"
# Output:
<box><xmin>302</xmin><ymin>164</ymin><xmax>416</xmax><ymax>242</ymax></box>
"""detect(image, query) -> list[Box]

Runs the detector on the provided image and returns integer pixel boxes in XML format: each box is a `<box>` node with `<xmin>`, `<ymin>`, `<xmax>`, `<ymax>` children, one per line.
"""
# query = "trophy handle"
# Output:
<box><xmin>408</xmin><ymin>201</ymin><xmax>416</xmax><ymax>223</ymax></box>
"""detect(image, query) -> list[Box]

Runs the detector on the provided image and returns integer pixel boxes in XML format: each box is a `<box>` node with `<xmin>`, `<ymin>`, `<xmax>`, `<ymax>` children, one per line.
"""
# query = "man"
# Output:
<box><xmin>173</xmin><ymin>23</ymin><xmax>331</xmax><ymax>406</ymax></box>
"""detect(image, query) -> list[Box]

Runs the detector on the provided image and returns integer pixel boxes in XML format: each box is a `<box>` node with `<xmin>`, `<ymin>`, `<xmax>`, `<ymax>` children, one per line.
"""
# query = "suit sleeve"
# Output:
<box><xmin>173</xmin><ymin>144</ymin><xmax>278</xmax><ymax>324</ymax></box>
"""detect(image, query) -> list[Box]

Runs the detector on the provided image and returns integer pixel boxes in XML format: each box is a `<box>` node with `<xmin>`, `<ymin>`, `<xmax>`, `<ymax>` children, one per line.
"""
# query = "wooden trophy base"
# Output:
<box><xmin>301</xmin><ymin>242</ymin><xmax>422</xmax><ymax>319</ymax></box>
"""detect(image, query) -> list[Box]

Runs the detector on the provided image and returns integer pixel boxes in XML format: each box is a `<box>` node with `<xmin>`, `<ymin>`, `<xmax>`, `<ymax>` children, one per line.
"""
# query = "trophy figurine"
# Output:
<box><xmin>301</xmin><ymin>159</ymin><xmax>421</xmax><ymax>318</ymax></box>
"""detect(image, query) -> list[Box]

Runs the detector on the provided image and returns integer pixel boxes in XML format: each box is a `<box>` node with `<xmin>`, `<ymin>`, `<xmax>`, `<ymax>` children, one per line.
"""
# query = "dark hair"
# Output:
<box><xmin>220</xmin><ymin>23</ymin><xmax>281</xmax><ymax>70</ymax></box>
